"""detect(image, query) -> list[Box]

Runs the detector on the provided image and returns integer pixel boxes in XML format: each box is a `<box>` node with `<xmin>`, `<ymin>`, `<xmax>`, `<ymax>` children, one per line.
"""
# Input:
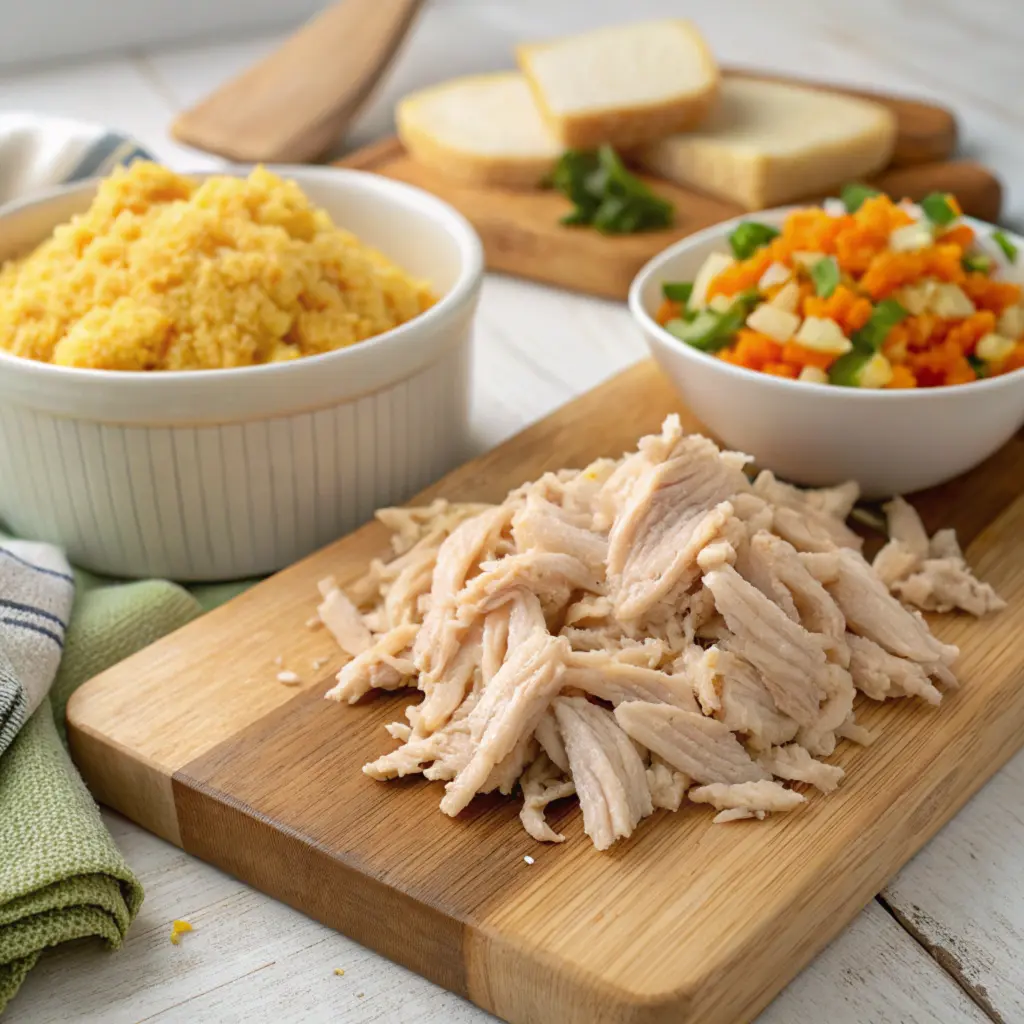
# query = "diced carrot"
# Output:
<box><xmin>859</xmin><ymin>250</ymin><xmax>925</xmax><ymax>299</ymax></box>
<box><xmin>707</xmin><ymin>250</ymin><xmax>774</xmax><ymax>300</ymax></box>
<box><xmin>781</xmin><ymin>341</ymin><xmax>834</xmax><ymax>371</ymax></box>
<box><xmin>940</xmin><ymin>224</ymin><xmax>974</xmax><ymax>249</ymax></box>
<box><xmin>655</xmin><ymin>298</ymin><xmax>681</xmax><ymax>326</ymax></box>
<box><xmin>926</xmin><ymin>244</ymin><xmax>966</xmax><ymax>283</ymax></box>
<box><xmin>733</xmin><ymin>329</ymin><xmax>782</xmax><ymax>370</ymax></box>
<box><xmin>962</xmin><ymin>272</ymin><xmax>1022</xmax><ymax>313</ymax></box>
<box><xmin>945</xmin><ymin>310</ymin><xmax>997</xmax><ymax>354</ymax></box>
<box><xmin>854</xmin><ymin>194</ymin><xmax>913</xmax><ymax>233</ymax></box>
<box><xmin>947</xmin><ymin>195</ymin><xmax>963</xmax><ymax>216</ymax></box>
<box><xmin>835</xmin><ymin>227</ymin><xmax>889</xmax><ymax>276</ymax></box>
<box><xmin>886</xmin><ymin>364</ymin><xmax>917</xmax><ymax>388</ymax></box>
<box><xmin>762</xmin><ymin>361</ymin><xmax>797</xmax><ymax>378</ymax></box>
<box><xmin>944</xmin><ymin>357</ymin><xmax>977</xmax><ymax>386</ymax></box>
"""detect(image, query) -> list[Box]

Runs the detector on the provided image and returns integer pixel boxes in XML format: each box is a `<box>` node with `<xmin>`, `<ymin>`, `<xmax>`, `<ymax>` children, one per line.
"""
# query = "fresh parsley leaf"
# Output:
<box><xmin>962</xmin><ymin>253</ymin><xmax>994</xmax><ymax>274</ymax></box>
<box><xmin>840</xmin><ymin>183</ymin><xmax>881</xmax><ymax>213</ymax></box>
<box><xmin>550</xmin><ymin>145</ymin><xmax>674</xmax><ymax>234</ymax></box>
<box><xmin>728</xmin><ymin>221</ymin><xmax>780</xmax><ymax>260</ymax></box>
<box><xmin>992</xmin><ymin>230</ymin><xmax>1019</xmax><ymax>263</ymax></box>
<box><xmin>662</xmin><ymin>281</ymin><xmax>694</xmax><ymax>303</ymax></box>
<box><xmin>851</xmin><ymin>298</ymin><xmax>908</xmax><ymax>351</ymax></box>
<box><xmin>920</xmin><ymin>192</ymin><xmax>958</xmax><ymax>226</ymax></box>
<box><xmin>967</xmin><ymin>354</ymin><xmax>988</xmax><ymax>377</ymax></box>
<box><xmin>810</xmin><ymin>256</ymin><xmax>841</xmax><ymax>298</ymax></box>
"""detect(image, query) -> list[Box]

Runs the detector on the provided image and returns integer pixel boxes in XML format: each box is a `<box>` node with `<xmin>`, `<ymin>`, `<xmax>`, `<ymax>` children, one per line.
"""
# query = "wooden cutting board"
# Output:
<box><xmin>337</xmin><ymin>72</ymin><xmax>1003</xmax><ymax>301</ymax></box>
<box><xmin>68</xmin><ymin>360</ymin><xmax>1024</xmax><ymax>1024</ymax></box>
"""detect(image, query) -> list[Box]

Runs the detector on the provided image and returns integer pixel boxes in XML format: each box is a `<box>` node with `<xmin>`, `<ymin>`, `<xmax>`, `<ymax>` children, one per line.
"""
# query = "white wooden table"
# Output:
<box><xmin>4</xmin><ymin>2</ymin><xmax>1023</xmax><ymax>1021</ymax></box>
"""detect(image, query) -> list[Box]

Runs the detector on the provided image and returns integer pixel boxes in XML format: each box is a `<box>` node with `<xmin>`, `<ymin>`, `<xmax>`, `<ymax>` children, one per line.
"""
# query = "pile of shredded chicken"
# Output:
<box><xmin>318</xmin><ymin>416</ymin><xmax>1004</xmax><ymax>850</ymax></box>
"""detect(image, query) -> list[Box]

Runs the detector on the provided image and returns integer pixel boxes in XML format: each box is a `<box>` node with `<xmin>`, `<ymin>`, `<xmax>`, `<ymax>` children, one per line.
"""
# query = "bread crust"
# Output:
<box><xmin>396</xmin><ymin>74</ymin><xmax>559</xmax><ymax>190</ymax></box>
<box><xmin>517</xmin><ymin>20</ymin><xmax>719</xmax><ymax>149</ymax></box>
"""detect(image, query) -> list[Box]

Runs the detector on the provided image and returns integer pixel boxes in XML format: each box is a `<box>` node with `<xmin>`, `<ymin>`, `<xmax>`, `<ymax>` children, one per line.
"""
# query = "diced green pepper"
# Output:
<box><xmin>962</xmin><ymin>253</ymin><xmax>994</xmax><ymax>274</ymax></box>
<box><xmin>664</xmin><ymin>291</ymin><xmax>755</xmax><ymax>352</ymax></box>
<box><xmin>665</xmin><ymin>311</ymin><xmax>727</xmax><ymax>350</ymax></box>
<box><xmin>810</xmin><ymin>256</ymin><xmax>840</xmax><ymax>298</ymax></box>
<box><xmin>851</xmin><ymin>298</ymin><xmax>909</xmax><ymax>351</ymax></box>
<box><xmin>828</xmin><ymin>349</ymin><xmax>873</xmax><ymax>386</ymax></box>
<box><xmin>992</xmin><ymin>230</ymin><xmax>1019</xmax><ymax>263</ymax></box>
<box><xmin>840</xmin><ymin>183</ymin><xmax>881</xmax><ymax>213</ymax></box>
<box><xmin>728</xmin><ymin>221</ymin><xmax>780</xmax><ymax>260</ymax></box>
<box><xmin>920</xmin><ymin>192</ymin><xmax>958</xmax><ymax>226</ymax></box>
<box><xmin>662</xmin><ymin>281</ymin><xmax>694</xmax><ymax>303</ymax></box>
<box><xmin>967</xmin><ymin>354</ymin><xmax>988</xmax><ymax>378</ymax></box>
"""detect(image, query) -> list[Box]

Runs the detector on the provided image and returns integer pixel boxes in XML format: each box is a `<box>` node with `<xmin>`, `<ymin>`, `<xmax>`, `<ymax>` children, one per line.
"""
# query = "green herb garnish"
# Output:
<box><xmin>828</xmin><ymin>349</ymin><xmax>873</xmax><ymax>387</ymax></box>
<box><xmin>992</xmin><ymin>230</ymin><xmax>1019</xmax><ymax>263</ymax></box>
<box><xmin>665</xmin><ymin>291</ymin><xmax>758</xmax><ymax>352</ymax></box>
<box><xmin>662</xmin><ymin>281</ymin><xmax>694</xmax><ymax>303</ymax></box>
<box><xmin>962</xmin><ymin>253</ymin><xmax>994</xmax><ymax>274</ymax></box>
<box><xmin>967</xmin><ymin>354</ymin><xmax>988</xmax><ymax>378</ymax></box>
<box><xmin>810</xmin><ymin>256</ymin><xmax>841</xmax><ymax>298</ymax></box>
<box><xmin>851</xmin><ymin>298</ymin><xmax>909</xmax><ymax>351</ymax></box>
<box><xmin>840</xmin><ymin>183</ymin><xmax>881</xmax><ymax>213</ymax></box>
<box><xmin>920</xmin><ymin>192</ymin><xmax>958</xmax><ymax>226</ymax></box>
<box><xmin>728</xmin><ymin>221</ymin><xmax>780</xmax><ymax>260</ymax></box>
<box><xmin>550</xmin><ymin>146</ymin><xmax>674</xmax><ymax>234</ymax></box>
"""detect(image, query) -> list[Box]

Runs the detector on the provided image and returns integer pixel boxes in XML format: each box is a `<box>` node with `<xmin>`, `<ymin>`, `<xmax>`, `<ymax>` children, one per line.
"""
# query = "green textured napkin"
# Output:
<box><xmin>0</xmin><ymin>565</ymin><xmax>253</xmax><ymax>1014</ymax></box>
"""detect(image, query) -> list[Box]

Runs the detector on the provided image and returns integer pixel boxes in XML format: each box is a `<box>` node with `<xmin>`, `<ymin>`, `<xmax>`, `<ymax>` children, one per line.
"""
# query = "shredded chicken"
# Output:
<box><xmin>690</xmin><ymin>779</ymin><xmax>807</xmax><ymax>821</ymax></box>
<box><xmin>555</xmin><ymin>697</ymin><xmax>652</xmax><ymax>850</ymax></box>
<box><xmin>317</xmin><ymin>416</ymin><xmax>997</xmax><ymax>849</ymax></box>
<box><xmin>872</xmin><ymin>497</ymin><xmax>1004</xmax><ymax>616</ymax></box>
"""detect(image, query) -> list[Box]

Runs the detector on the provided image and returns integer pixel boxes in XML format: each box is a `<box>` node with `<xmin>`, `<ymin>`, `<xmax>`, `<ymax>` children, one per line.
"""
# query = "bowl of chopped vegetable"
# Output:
<box><xmin>629</xmin><ymin>186</ymin><xmax>1024</xmax><ymax>497</ymax></box>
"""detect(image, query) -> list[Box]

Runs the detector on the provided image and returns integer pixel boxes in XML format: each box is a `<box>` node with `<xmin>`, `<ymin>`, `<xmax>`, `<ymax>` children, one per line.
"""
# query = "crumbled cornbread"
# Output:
<box><xmin>0</xmin><ymin>162</ymin><xmax>434</xmax><ymax>371</ymax></box>
<box><xmin>169</xmin><ymin>919</ymin><xmax>193</xmax><ymax>945</ymax></box>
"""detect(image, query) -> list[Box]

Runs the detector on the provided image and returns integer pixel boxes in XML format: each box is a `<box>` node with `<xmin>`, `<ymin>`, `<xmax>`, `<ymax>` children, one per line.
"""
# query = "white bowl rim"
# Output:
<box><xmin>629</xmin><ymin>206</ymin><xmax>1024</xmax><ymax>401</ymax></box>
<box><xmin>0</xmin><ymin>164</ymin><xmax>484</xmax><ymax>387</ymax></box>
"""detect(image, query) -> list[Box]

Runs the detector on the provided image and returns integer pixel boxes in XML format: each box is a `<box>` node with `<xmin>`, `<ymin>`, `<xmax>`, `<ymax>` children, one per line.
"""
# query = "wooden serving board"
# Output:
<box><xmin>337</xmin><ymin>72</ymin><xmax>1003</xmax><ymax>301</ymax></box>
<box><xmin>68</xmin><ymin>361</ymin><xmax>1024</xmax><ymax>1024</ymax></box>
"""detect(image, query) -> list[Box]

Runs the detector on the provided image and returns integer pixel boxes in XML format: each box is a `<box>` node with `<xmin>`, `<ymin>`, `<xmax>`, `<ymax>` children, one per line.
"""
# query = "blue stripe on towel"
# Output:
<box><xmin>0</xmin><ymin>598</ymin><xmax>66</xmax><ymax>630</ymax></box>
<box><xmin>65</xmin><ymin>134</ymin><xmax>151</xmax><ymax>183</ymax></box>
<box><xmin>0</xmin><ymin>547</ymin><xmax>74</xmax><ymax>584</ymax></box>
<box><xmin>0</xmin><ymin>616</ymin><xmax>63</xmax><ymax>648</ymax></box>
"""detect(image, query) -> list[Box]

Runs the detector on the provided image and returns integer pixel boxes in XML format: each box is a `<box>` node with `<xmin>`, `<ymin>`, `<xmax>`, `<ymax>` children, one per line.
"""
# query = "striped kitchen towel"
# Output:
<box><xmin>0</xmin><ymin>112</ymin><xmax>151</xmax><ymax>210</ymax></box>
<box><xmin>0</xmin><ymin>540</ymin><xmax>75</xmax><ymax>757</ymax></box>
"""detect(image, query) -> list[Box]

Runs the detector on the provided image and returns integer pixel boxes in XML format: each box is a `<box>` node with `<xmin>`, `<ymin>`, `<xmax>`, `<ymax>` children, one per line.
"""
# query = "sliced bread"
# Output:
<box><xmin>636</xmin><ymin>77</ymin><xmax>898</xmax><ymax>210</ymax></box>
<box><xmin>396</xmin><ymin>72</ymin><xmax>561</xmax><ymax>189</ymax></box>
<box><xmin>516</xmin><ymin>19</ymin><xmax>718</xmax><ymax>150</ymax></box>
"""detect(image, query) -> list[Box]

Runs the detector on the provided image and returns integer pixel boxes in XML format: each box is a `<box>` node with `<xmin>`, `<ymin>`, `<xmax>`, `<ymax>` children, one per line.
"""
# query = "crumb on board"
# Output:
<box><xmin>277</xmin><ymin>670</ymin><xmax>301</xmax><ymax>685</ymax></box>
<box><xmin>306</xmin><ymin>616</ymin><xmax>322</xmax><ymax>630</ymax></box>
<box><xmin>333</xmin><ymin>968</ymin><xmax>345</xmax><ymax>976</ymax></box>
<box><xmin>273</xmin><ymin>655</ymin><xmax>284</xmax><ymax>667</ymax></box>
<box><xmin>312</xmin><ymin>656</ymin><xmax>329</xmax><ymax>670</ymax></box>
<box><xmin>523</xmin><ymin>855</ymin><xmax>535</xmax><ymax>865</ymax></box>
<box><xmin>169</xmin><ymin>920</ymin><xmax>193</xmax><ymax>945</ymax></box>
<box><xmin>357</xmin><ymin>993</ymin><xmax>364</xmax><ymax>999</ymax></box>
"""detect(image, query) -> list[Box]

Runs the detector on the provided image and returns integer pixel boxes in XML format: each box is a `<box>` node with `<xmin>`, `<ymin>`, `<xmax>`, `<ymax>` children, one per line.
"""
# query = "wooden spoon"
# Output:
<box><xmin>172</xmin><ymin>0</ymin><xmax>424</xmax><ymax>164</ymax></box>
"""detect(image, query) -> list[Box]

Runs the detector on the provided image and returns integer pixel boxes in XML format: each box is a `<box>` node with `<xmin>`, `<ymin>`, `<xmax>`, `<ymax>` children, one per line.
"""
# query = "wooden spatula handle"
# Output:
<box><xmin>173</xmin><ymin>0</ymin><xmax>424</xmax><ymax>163</ymax></box>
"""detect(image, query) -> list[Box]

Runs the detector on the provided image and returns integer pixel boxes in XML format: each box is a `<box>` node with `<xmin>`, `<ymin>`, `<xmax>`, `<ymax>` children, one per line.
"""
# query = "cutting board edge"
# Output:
<box><xmin>157</xmin><ymin>627</ymin><xmax>1024</xmax><ymax>1024</ymax></box>
<box><xmin>67</xmin><ymin>716</ymin><xmax>183</xmax><ymax>845</ymax></box>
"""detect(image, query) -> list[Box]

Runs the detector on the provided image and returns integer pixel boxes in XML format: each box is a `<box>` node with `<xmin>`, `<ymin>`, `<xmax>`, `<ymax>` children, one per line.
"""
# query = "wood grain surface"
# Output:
<box><xmin>67</xmin><ymin>360</ymin><xmax>1024</xmax><ymax>1024</ymax></box>
<box><xmin>335</xmin><ymin>76</ymin><xmax>999</xmax><ymax>301</ymax></box>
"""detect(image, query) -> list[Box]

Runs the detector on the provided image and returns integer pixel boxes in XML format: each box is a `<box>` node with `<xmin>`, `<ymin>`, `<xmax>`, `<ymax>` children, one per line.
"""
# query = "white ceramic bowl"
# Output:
<box><xmin>0</xmin><ymin>167</ymin><xmax>483</xmax><ymax>579</ymax></box>
<box><xmin>629</xmin><ymin>210</ymin><xmax>1024</xmax><ymax>498</ymax></box>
